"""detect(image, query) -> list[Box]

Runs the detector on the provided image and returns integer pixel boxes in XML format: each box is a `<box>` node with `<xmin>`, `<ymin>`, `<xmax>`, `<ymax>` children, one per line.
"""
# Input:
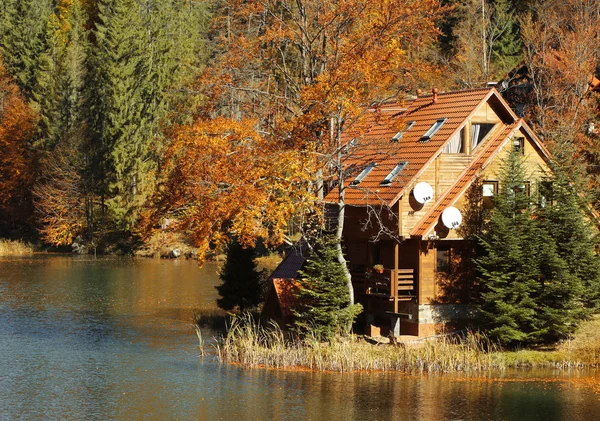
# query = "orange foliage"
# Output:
<box><xmin>149</xmin><ymin>1</ymin><xmax>447</xmax><ymax>258</ymax></box>
<box><xmin>202</xmin><ymin>0</ymin><xmax>446</xmax><ymax>145</ymax></box>
<box><xmin>0</xmin><ymin>60</ymin><xmax>36</xmax><ymax>226</ymax></box>
<box><xmin>143</xmin><ymin>118</ymin><xmax>314</xmax><ymax>261</ymax></box>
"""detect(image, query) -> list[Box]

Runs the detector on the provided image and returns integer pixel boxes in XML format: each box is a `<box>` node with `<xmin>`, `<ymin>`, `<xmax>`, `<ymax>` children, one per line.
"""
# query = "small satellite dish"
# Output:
<box><xmin>413</xmin><ymin>182</ymin><xmax>433</xmax><ymax>204</ymax></box>
<box><xmin>441</xmin><ymin>207</ymin><xmax>462</xmax><ymax>229</ymax></box>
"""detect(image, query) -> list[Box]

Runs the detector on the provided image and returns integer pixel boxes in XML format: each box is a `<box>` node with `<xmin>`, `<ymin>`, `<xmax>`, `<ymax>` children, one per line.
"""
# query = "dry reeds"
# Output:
<box><xmin>0</xmin><ymin>239</ymin><xmax>34</xmax><ymax>256</ymax></box>
<box><xmin>215</xmin><ymin>315</ymin><xmax>505</xmax><ymax>373</ymax></box>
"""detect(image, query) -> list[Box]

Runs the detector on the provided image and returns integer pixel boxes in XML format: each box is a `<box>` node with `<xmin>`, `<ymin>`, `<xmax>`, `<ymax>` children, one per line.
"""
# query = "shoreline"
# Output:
<box><xmin>209</xmin><ymin>315</ymin><xmax>600</xmax><ymax>374</ymax></box>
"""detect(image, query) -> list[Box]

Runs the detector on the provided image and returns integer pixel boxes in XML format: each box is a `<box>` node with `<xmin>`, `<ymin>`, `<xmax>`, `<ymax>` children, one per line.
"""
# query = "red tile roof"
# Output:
<box><xmin>272</xmin><ymin>278</ymin><xmax>301</xmax><ymax>318</ymax></box>
<box><xmin>410</xmin><ymin>121</ymin><xmax>522</xmax><ymax>237</ymax></box>
<box><xmin>324</xmin><ymin>87</ymin><xmax>517</xmax><ymax>206</ymax></box>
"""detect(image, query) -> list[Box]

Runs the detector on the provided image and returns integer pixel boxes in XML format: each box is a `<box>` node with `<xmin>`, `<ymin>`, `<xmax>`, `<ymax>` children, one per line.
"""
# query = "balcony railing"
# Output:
<box><xmin>363</xmin><ymin>269</ymin><xmax>415</xmax><ymax>303</ymax></box>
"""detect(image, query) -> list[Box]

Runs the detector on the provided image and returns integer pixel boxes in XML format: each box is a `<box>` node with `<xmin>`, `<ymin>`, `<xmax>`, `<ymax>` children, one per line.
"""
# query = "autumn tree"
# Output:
<box><xmin>196</xmin><ymin>0</ymin><xmax>447</xmax><ymax>302</ymax></box>
<box><xmin>143</xmin><ymin>117</ymin><xmax>313</xmax><ymax>262</ymax></box>
<box><xmin>33</xmin><ymin>133</ymin><xmax>90</xmax><ymax>246</ymax></box>
<box><xmin>520</xmin><ymin>0</ymin><xmax>600</xmax><ymax>205</ymax></box>
<box><xmin>0</xmin><ymin>60</ymin><xmax>36</xmax><ymax>234</ymax></box>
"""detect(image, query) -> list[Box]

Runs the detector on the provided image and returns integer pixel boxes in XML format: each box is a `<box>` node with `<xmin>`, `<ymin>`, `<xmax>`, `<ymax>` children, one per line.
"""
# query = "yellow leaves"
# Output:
<box><xmin>147</xmin><ymin>117</ymin><xmax>316</xmax><ymax>262</ymax></box>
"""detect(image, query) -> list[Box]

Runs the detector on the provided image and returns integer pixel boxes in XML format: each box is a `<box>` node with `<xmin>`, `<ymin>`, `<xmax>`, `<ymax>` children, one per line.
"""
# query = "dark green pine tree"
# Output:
<box><xmin>536</xmin><ymin>166</ymin><xmax>600</xmax><ymax>339</ymax></box>
<box><xmin>293</xmin><ymin>234</ymin><xmax>362</xmax><ymax>341</ymax></box>
<box><xmin>0</xmin><ymin>0</ymin><xmax>53</xmax><ymax>98</ymax></box>
<box><xmin>216</xmin><ymin>239</ymin><xmax>263</xmax><ymax>313</ymax></box>
<box><xmin>89</xmin><ymin>0</ymin><xmax>149</xmax><ymax>228</ymax></box>
<box><xmin>89</xmin><ymin>0</ymin><xmax>208</xmax><ymax>229</ymax></box>
<box><xmin>475</xmin><ymin>149</ymin><xmax>544</xmax><ymax>346</ymax></box>
<box><xmin>491</xmin><ymin>0</ymin><xmax>522</xmax><ymax>73</ymax></box>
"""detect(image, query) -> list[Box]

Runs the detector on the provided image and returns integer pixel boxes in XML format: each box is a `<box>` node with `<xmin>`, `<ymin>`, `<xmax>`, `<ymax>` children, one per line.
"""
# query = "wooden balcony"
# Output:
<box><xmin>363</xmin><ymin>269</ymin><xmax>415</xmax><ymax>302</ymax></box>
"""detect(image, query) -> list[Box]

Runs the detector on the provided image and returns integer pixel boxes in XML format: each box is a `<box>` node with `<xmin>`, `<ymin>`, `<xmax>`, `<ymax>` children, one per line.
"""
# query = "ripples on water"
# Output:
<box><xmin>0</xmin><ymin>255</ymin><xmax>598</xmax><ymax>420</ymax></box>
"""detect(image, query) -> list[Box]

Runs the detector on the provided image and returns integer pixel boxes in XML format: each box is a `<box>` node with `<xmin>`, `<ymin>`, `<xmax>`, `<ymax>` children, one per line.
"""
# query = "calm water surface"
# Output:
<box><xmin>0</xmin><ymin>255</ymin><xmax>598</xmax><ymax>420</ymax></box>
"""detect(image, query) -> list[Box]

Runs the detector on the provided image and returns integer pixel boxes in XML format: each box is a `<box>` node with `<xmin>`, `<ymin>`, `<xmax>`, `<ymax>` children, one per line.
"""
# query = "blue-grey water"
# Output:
<box><xmin>0</xmin><ymin>255</ymin><xmax>598</xmax><ymax>420</ymax></box>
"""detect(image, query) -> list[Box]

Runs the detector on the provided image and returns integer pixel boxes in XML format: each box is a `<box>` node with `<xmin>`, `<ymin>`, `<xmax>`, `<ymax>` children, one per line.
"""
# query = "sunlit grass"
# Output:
<box><xmin>215</xmin><ymin>315</ymin><xmax>504</xmax><ymax>373</ymax></box>
<box><xmin>481</xmin><ymin>315</ymin><xmax>600</xmax><ymax>368</ymax></box>
<box><xmin>209</xmin><ymin>314</ymin><xmax>600</xmax><ymax>373</ymax></box>
<box><xmin>0</xmin><ymin>239</ymin><xmax>34</xmax><ymax>256</ymax></box>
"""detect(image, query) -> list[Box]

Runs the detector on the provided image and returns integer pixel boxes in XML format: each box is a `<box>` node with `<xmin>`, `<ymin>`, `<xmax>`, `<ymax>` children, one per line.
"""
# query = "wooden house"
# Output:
<box><xmin>324</xmin><ymin>87</ymin><xmax>553</xmax><ymax>337</ymax></box>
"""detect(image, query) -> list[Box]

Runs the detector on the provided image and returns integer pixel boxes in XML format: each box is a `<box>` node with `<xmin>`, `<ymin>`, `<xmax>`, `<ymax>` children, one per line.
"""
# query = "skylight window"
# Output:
<box><xmin>391</xmin><ymin>121</ymin><xmax>415</xmax><ymax>142</ymax></box>
<box><xmin>350</xmin><ymin>162</ymin><xmax>376</xmax><ymax>186</ymax></box>
<box><xmin>420</xmin><ymin>118</ymin><xmax>447</xmax><ymax>142</ymax></box>
<box><xmin>381</xmin><ymin>161</ymin><xmax>408</xmax><ymax>185</ymax></box>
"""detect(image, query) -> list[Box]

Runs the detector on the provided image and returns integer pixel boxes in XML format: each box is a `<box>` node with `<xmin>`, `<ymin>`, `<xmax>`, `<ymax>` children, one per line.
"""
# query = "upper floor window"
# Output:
<box><xmin>482</xmin><ymin>180</ymin><xmax>498</xmax><ymax>209</ymax></box>
<box><xmin>471</xmin><ymin>123</ymin><xmax>495</xmax><ymax>149</ymax></box>
<box><xmin>539</xmin><ymin>180</ymin><xmax>553</xmax><ymax>207</ymax></box>
<box><xmin>513</xmin><ymin>137</ymin><xmax>525</xmax><ymax>155</ymax></box>
<box><xmin>442</xmin><ymin>128</ymin><xmax>464</xmax><ymax>153</ymax></box>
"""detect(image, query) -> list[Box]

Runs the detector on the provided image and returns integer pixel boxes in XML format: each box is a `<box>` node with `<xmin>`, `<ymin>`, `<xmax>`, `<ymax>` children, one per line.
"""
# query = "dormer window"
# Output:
<box><xmin>350</xmin><ymin>162</ymin><xmax>376</xmax><ymax>186</ymax></box>
<box><xmin>392</xmin><ymin>121</ymin><xmax>415</xmax><ymax>142</ymax></box>
<box><xmin>381</xmin><ymin>161</ymin><xmax>408</xmax><ymax>185</ymax></box>
<box><xmin>420</xmin><ymin>118</ymin><xmax>447</xmax><ymax>142</ymax></box>
<box><xmin>471</xmin><ymin>123</ymin><xmax>495</xmax><ymax>149</ymax></box>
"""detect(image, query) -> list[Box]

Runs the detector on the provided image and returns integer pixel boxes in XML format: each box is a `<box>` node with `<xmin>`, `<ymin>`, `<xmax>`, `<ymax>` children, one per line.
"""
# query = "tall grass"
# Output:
<box><xmin>216</xmin><ymin>315</ymin><xmax>505</xmax><ymax>373</ymax></box>
<box><xmin>0</xmin><ymin>239</ymin><xmax>34</xmax><ymax>256</ymax></box>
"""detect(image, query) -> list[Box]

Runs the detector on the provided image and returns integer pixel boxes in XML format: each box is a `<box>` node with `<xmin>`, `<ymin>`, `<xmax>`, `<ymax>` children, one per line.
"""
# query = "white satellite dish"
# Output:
<box><xmin>441</xmin><ymin>207</ymin><xmax>462</xmax><ymax>229</ymax></box>
<box><xmin>413</xmin><ymin>182</ymin><xmax>433</xmax><ymax>204</ymax></box>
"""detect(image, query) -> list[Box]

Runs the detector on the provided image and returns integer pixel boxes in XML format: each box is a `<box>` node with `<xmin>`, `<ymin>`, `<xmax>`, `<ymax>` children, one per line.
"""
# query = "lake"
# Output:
<box><xmin>0</xmin><ymin>255</ymin><xmax>598</xmax><ymax>420</ymax></box>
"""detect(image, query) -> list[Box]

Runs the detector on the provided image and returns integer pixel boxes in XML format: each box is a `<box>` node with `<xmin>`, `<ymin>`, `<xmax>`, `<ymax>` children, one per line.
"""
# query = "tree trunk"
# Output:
<box><xmin>334</xmin><ymin>115</ymin><xmax>353</xmax><ymax>306</ymax></box>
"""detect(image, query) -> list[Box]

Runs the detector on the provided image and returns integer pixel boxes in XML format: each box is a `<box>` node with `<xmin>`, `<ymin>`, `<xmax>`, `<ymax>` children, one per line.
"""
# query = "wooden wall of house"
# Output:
<box><xmin>343</xmin><ymin>206</ymin><xmax>397</xmax><ymax>240</ymax></box>
<box><xmin>431</xmin><ymin>128</ymin><xmax>551</xmax><ymax>241</ymax></box>
<box><xmin>418</xmin><ymin>241</ymin><xmax>436</xmax><ymax>304</ymax></box>
<box><xmin>481</xmin><ymin>128</ymin><xmax>550</xmax><ymax>181</ymax></box>
<box><xmin>471</xmin><ymin>102</ymin><xmax>502</xmax><ymax>123</ymax></box>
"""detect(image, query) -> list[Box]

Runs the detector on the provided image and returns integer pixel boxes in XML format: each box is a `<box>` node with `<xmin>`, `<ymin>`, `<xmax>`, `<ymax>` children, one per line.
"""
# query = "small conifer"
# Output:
<box><xmin>216</xmin><ymin>239</ymin><xmax>263</xmax><ymax>313</ymax></box>
<box><xmin>293</xmin><ymin>234</ymin><xmax>362</xmax><ymax>341</ymax></box>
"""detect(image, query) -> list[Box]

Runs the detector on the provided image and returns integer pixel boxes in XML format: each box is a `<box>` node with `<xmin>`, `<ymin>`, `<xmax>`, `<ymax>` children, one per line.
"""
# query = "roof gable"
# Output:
<box><xmin>410</xmin><ymin>119</ymin><xmax>554</xmax><ymax>238</ymax></box>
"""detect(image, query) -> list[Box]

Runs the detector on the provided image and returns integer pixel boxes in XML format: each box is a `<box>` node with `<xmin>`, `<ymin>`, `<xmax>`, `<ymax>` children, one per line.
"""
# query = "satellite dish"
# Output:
<box><xmin>413</xmin><ymin>182</ymin><xmax>433</xmax><ymax>204</ymax></box>
<box><xmin>441</xmin><ymin>207</ymin><xmax>462</xmax><ymax>229</ymax></box>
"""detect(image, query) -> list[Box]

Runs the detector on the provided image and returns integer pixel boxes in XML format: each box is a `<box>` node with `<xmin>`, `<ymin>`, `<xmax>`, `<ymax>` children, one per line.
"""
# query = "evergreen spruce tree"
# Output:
<box><xmin>0</xmin><ymin>0</ymin><xmax>53</xmax><ymax>98</ymax></box>
<box><xmin>475</xmin><ymin>149</ymin><xmax>544</xmax><ymax>346</ymax></box>
<box><xmin>89</xmin><ymin>0</ymin><xmax>208</xmax><ymax>229</ymax></box>
<box><xmin>216</xmin><ymin>239</ymin><xmax>263</xmax><ymax>313</ymax></box>
<box><xmin>491</xmin><ymin>0</ymin><xmax>522</xmax><ymax>73</ymax></box>
<box><xmin>293</xmin><ymin>234</ymin><xmax>362</xmax><ymax>341</ymax></box>
<box><xmin>536</xmin><ymin>166</ymin><xmax>600</xmax><ymax>339</ymax></box>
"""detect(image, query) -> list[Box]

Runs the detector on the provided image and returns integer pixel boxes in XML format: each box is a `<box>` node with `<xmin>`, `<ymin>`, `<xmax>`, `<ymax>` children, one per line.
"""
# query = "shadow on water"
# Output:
<box><xmin>0</xmin><ymin>255</ymin><xmax>599</xmax><ymax>420</ymax></box>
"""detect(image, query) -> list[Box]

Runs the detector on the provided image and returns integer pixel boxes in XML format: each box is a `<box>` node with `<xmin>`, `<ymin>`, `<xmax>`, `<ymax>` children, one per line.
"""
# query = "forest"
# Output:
<box><xmin>1</xmin><ymin>0</ymin><xmax>599</xmax><ymax>259</ymax></box>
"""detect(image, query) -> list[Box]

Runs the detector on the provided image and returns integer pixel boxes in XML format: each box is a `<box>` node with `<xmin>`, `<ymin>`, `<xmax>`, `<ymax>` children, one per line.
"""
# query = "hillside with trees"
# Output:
<box><xmin>1</xmin><ymin>0</ymin><xmax>600</xmax><ymax>343</ymax></box>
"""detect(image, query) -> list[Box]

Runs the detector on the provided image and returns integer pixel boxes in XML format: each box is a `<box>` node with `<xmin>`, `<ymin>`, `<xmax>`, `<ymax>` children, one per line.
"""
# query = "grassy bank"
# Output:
<box><xmin>502</xmin><ymin>315</ymin><xmax>600</xmax><ymax>368</ymax></box>
<box><xmin>0</xmin><ymin>239</ymin><xmax>34</xmax><ymax>256</ymax></box>
<box><xmin>213</xmin><ymin>315</ymin><xmax>600</xmax><ymax>373</ymax></box>
<box><xmin>216</xmin><ymin>316</ymin><xmax>503</xmax><ymax>373</ymax></box>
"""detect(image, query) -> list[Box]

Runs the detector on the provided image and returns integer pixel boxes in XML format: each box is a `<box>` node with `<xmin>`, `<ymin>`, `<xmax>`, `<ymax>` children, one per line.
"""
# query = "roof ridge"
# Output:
<box><xmin>416</xmin><ymin>87</ymin><xmax>494</xmax><ymax>97</ymax></box>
